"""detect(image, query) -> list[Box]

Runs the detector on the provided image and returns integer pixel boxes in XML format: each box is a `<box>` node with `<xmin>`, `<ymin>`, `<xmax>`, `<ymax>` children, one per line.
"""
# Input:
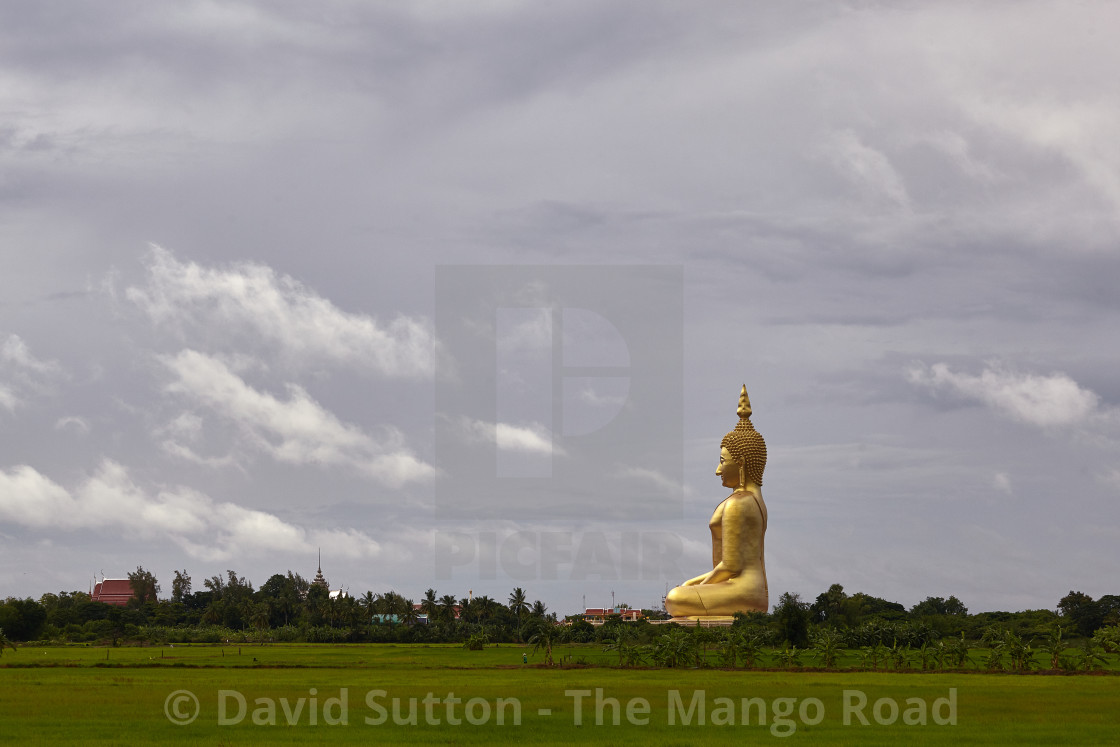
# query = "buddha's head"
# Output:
<box><xmin>718</xmin><ymin>384</ymin><xmax>767</xmax><ymax>488</ymax></box>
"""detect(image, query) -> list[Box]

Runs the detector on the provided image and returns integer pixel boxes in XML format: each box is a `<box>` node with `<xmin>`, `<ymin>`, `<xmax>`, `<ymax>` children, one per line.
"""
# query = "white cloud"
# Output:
<box><xmin>822</xmin><ymin>129</ymin><xmax>911</xmax><ymax>208</ymax></box>
<box><xmin>0</xmin><ymin>464</ymin><xmax>75</xmax><ymax>528</ymax></box>
<box><xmin>0</xmin><ymin>335</ymin><xmax>64</xmax><ymax>408</ymax></box>
<box><xmin>613</xmin><ymin>466</ymin><xmax>688</xmax><ymax>497</ymax></box>
<box><xmin>54</xmin><ymin>416</ymin><xmax>91</xmax><ymax>435</ymax></box>
<box><xmin>159</xmin><ymin>349</ymin><xmax>433</xmax><ymax>486</ymax></box>
<box><xmin>159</xmin><ymin>441</ymin><xmax>240</xmax><ymax>470</ymax></box>
<box><xmin>0</xmin><ymin>460</ymin><xmax>379</xmax><ymax>562</ymax></box>
<box><xmin>496</xmin><ymin>422</ymin><xmax>554</xmax><ymax>455</ymax></box>
<box><xmin>497</xmin><ymin>305</ymin><xmax>553</xmax><ymax>353</ymax></box>
<box><xmin>908</xmin><ymin>362</ymin><xmax>1100</xmax><ymax>427</ymax></box>
<box><xmin>1</xmin><ymin>334</ymin><xmax>61</xmax><ymax>376</ymax></box>
<box><xmin>0</xmin><ymin>384</ymin><xmax>17</xmax><ymax>411</ymax></box>
<box><xmin>993</xmin><ymin>472</ymin><xmax>1012</xmax><ymax>495</ymax></box>
<box><xmin>919</xmin><ymin>130</ymin><xmax>1001</xmax><ymax>184</ymax></box>
<box><xmin>961</xmin><ymin>95</ymin><xmax>1120</xmax><ymax>218</ymax></box>
<box><xmin>1099</xmin><ymin>469</ymin><xmax>1120</xmax><ymax>492</ymax></box>
<box><xmin>456</xmin><ymin>416</ymin><xmax>560</xmax><ymax>456</ymax></box>
<box><xmin>126</xmin><ymin>246</ymin><xmax>436</xmax><ymax>378</ymax></box>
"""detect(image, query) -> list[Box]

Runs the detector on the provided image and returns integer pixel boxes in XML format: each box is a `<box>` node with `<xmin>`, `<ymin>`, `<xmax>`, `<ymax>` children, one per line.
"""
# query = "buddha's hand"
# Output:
<box><xmin>694</xmin><ymin>565</ymin><xmax>734</xmax><ymax>586</ymax></box>
<box><xmin>681</xmin><ymin>573</ymin><xmax>708</xmax><ymax>586</ymax></box>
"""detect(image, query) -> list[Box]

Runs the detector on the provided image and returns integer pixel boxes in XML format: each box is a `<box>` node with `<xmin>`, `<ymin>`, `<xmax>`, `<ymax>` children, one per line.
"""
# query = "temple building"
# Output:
<box><xmin>311</xmin><ymin>549</ymin><xmax>348</xmax><ymax>600</ymax></box>
<box><xmin>90</xmin><ymin>579</ymin><xmax>135</xmax><ymax>606</ymax></box>
<box><xmin>312</xmin><ymin>549</ymin><xmax>330</xmax><ymax>590</ymax></box>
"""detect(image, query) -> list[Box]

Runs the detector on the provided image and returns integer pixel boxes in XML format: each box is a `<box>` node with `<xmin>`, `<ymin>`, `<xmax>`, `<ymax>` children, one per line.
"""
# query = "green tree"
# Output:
<box><xmin>0</xmin><ymin>598</ymin><xmax>47</xmax><ymax>641</ymax></box>
<box><xmin>811</xmin><ymin>584</ymin><xmax>849</xmax><ymax>626</ymax></box>
<box><xmin>401</xmin><ymin>599</ymin><xmax>419</xmax><ymax>625</ymax></box>
<box><xmin>773</xmin><ymin>592</ymin><xmax>811</xmax><ymax>648</ymax></box>
<box><xmin>438</xmin><ymin>595</ymin><xmax>458</xmax><ymax>623</ymax></box>
<box><xmin>360</xmin><ymin>591</ymin><xmax>377</xmax><ymax>623</ymax></box>
<box><xmin>847</xmin><ymin>592</ymin><xmax>907</xmax><ymax>622</ymax></box>
<box><xmin>1058</xmin><ymin>591</ymin><xmax>1105</xmax><ymax>637</ymax></box>
<box><xmin>128</xmin><ymin>566</ymin><xmax>160</xmax><ymax>605</ymax></box>
<box><xmin>304</xmin><ymin>584</ymin><xmax>329</xmax><ymax>627</ymax></box>
<box><xmin>170</xmin><ymin>570</ymin><xmax>191</xmax><ymax>604</ymax></box>
<box><xmin>508</xmin><ymin>587</ymin><xmax>529</xmax><ymax>641</ymax></box>
<box><xmin>258</xmin><ymin>573</ymin><xmax>301</xmax><ymax>627</ymax></box>
<box><xmin>420</xmin><ymin>589</ymin><xmax>439</xmax><ymax>621</ymax></box>
<box><xmin>250</xmin><ymin>602</ymin><xmax>270</xmax><ymax>632</ymax></box>
<box><xmin>529</xmin><ymin>624</ymin><xmax>558</xmax><ymax>666</ymax></box>
<box><xmin>911</xmin><ymin>595</ymin><xmax>968</xmax><ymax>616</ymax></box>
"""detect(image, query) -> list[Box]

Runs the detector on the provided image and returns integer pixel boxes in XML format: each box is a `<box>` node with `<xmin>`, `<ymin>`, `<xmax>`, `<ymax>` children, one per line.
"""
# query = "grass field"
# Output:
<box><xmin>2</xmin><ymin>643</ymin><xmax>1118</xmax><ymax>744</ymax></box>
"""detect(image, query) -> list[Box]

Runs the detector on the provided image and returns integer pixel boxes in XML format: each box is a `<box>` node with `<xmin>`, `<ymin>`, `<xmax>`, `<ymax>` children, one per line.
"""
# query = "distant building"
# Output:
<box><xmin>311</xmin><ymin>549</ymin><xmax>348</xmax><ymax>601</ymax></box>
<box><xmin>412</xmin><ymin>603</ymin><xmax>462</xmax><ymax>624</ymax></box>
<box><xmin>312</xmin><ymin>548</ymin><xmax>330</xmax><ymax>590</ymax></box>
<box><xmin>91</xmin><ymin>579</ymin><xmax>135</xmax><ymax>607</ymax></box>
<box><xmin>582</xmin><ymin>607</ymin><xmax>642</xmax><ymax>624</ymax></box>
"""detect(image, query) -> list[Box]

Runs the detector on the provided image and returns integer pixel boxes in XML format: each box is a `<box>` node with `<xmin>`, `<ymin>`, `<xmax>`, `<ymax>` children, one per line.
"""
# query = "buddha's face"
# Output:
<box><xmin>716</xmin><ymin>446</ymin><xmax>741</xmax><ymax>489</ymax></box>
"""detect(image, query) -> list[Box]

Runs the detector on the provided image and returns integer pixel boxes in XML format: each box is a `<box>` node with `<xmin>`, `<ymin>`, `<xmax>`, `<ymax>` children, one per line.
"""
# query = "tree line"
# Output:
<box><xmin>0</xmin><ymin>567</ymin><xmax>563</xmax><ymax>645</ymax></box>
<box><xmin>1</xmin><ymin>569</ymin><xmax>1117</xmax><ymax>650</ymax></box>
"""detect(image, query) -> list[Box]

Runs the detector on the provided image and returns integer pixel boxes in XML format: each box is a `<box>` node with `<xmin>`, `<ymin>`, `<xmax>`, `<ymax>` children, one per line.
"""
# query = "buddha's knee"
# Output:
<box><xmin>665</xmin><ymin>585</ymin><xmax>704</xmax><ymax>616</ymax></box>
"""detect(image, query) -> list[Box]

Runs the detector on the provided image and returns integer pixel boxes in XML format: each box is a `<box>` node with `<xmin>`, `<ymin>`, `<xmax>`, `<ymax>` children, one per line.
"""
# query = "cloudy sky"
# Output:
<box><xmin>3</xmin><ymin>1</ymin><xmax>1119</xmax><ymax>615</ymax></box>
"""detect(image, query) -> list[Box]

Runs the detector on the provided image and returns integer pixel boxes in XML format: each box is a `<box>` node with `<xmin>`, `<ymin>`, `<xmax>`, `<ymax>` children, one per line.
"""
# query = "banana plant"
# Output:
<box><xmin>0</xmin><ymin>628</ymin><xmax>15</xmax><ymax>657</ymax></box>
<box><xmin>811</xmin><ymin>629</ymin><xmax>843</xmax><ymax>669</ymax></box>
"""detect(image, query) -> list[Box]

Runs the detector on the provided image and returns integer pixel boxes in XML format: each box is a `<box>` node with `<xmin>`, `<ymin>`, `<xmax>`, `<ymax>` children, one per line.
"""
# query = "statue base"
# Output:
<box><xmin>668</xmin><ymin>616</ymin><xmax>736</xmax><ymax>626</ymax></box>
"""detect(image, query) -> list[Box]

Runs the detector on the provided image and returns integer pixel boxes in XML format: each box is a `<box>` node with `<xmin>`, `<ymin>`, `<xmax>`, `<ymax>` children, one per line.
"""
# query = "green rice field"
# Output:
<box><xmin>2</xmin><ymin>643</ymin><xmax>1118</xmax><ymax>744</ymax></box>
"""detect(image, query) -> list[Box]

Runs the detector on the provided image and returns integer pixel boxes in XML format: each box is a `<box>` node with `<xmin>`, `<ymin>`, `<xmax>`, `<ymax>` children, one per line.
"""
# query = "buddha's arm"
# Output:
<box><xmin>683</xmin><ymin>501</ymin><xmax>725</xmax><ymax>586</ymax></box>
<box><xmin>694</xmin><ymin>496</ymin><xmax>751</xmax><ymax>585</ymax></box>
<box><xmin>710</xmin><ymin>503</ymin><xmax>723</xmax><ymax>569</ymax></box>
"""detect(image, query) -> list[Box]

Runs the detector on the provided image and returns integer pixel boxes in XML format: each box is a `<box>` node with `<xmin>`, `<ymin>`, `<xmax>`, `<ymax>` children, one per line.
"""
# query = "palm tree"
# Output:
<box><xmin>360</xmin><ymin>591</ymin><xmax>376</xmax><ymax>621</ymax></box>
<box><xmin>0</xmin><ymin>628</ymin><xmax>16</xmax><ymax>657</ymax></box>
<box><xmin>250</xmin><ymin>603</ymin><xmax>271</xmax><ymax>633</ymax></box>
<box><xmin>375</xmin><ymin>591</ymin><xmax>409</xmax><ymax>623</ymax></box>
<box><xmin>458</xmin><ymin>597</ymin><xmax>473</xmax><ymax>624</ymax></box>
<box><xmin>421</xmin><ymin>589</ymin><xmax>439</xmax><ymax>622</ymax></box>
<box><xmin>402</xmin><ymin>599</ymin><xmax>419</xmax><ymax>625</ymax></box>
<box><xmin>473</xmin><ymin>595</ymin><xmax>497</xmax><ymax>625</ymax></box>
<box><xmin>508</xmin><ymin>588</ymin><xmax>529</xmax><ymax>641</ymax></box>
<box><xmin>438</xmin><ymin>595</ymin><xmax>458</xmax><ymax>623</ymax></box>
<box><xmin>529</xmin><ymin>625</ymin><xmax>557</xmax><ymax>666</ymax></box>
<box><xmin>531</xmin><ymin>600</ymin><xmax>547</xmax><ymax>619</ymax></box>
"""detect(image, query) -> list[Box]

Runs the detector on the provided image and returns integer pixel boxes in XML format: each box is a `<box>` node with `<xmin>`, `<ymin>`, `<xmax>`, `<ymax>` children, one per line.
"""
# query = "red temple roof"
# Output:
<box><xmin>91</xmin><ymin>579</ymin><xmax>135</xmax><ymax>607</ymax></box>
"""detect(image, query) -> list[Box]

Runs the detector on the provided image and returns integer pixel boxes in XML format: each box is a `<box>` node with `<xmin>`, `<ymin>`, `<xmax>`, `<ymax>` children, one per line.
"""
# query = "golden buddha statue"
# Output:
<box><xmin>665</xmin><ymin>384</ymin><xmax>768</xmax><ymax>618</ymax></box>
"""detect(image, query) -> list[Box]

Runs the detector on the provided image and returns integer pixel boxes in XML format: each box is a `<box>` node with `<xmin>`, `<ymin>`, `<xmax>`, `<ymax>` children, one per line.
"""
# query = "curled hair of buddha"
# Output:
<box><xmin>721</xmin><ymin>384</ymin><xmax>766</xmax><ymax>486</ymax></box>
